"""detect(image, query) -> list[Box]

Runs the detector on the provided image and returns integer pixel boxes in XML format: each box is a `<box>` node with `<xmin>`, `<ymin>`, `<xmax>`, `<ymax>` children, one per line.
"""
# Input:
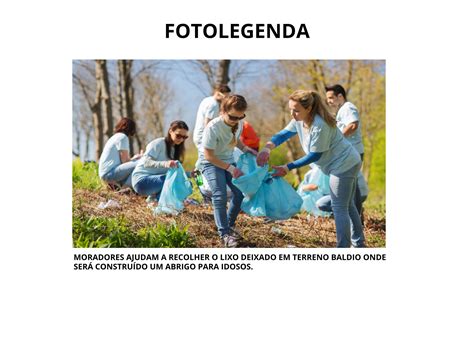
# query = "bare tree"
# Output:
<box><xmin>97</xmin><ymin>60</ymin><xmax>113</xmax><ymax>138</ymax></box>
<box><xmin>216</xmin><ymin>60</ymin><xmax>230</xmax><ymax>85</ymax></box>
<box><xmin>117</xmin><ymin>60</ymin><xmax>142</xmax><ymax>154</ymax></box>
<box><xmin>73</xmin><ymin>61</ymin><xmax>104</xmax><ymax>162</ymax></box>
<box><xmin>135</xmin><ymin>71</ymin><xmax>174</xmax><ymax>145</ymax></box>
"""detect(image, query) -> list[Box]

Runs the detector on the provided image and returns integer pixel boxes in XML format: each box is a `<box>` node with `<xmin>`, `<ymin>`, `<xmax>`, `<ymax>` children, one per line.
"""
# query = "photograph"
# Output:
<box><xmin>73</xmin><ymin>59</ymin><xmax>385</xmax><ymax>248</ymax></box>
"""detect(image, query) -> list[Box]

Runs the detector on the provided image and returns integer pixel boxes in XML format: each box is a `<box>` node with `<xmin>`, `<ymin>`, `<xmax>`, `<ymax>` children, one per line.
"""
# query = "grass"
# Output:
<box><xmin>73</xmin><ymin>159</ymin><xmax>104</xmax><ymax>190</ymax></box>
<box><xmin>73</xmin><ymin>215</ymin><xmax>193</xmax><ymax>248</ymax></box>
<box><xmin>72</xmin><ymin>158</ymin><xmax>386</xmax><ymax>248</ymax></box>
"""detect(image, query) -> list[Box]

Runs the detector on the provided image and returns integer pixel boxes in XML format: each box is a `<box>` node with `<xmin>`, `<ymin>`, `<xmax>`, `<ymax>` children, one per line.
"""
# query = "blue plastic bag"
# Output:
<box><xmin>241</xmin><ymin>184</ymin><xmax>267</xmax><ymax>217</ymax></box>
<box><xmin>262</xmin><ymin>175</ymin><xmax>303</xmax><ymax>220</ymax></box>
<box><xmin>232</xmin><ymin>153</ymin><xmax>268</xmax><ymax>197</ymax></box>
<box><xmin>297</xmin><ymin>167</ymin><xmax>332</xmax><ymax>217</ymax></box>
<box><xmin>234</xmin><ymin>154</ymin><xmax>302</xmax><ymax>220</ymax></box>
<box><xmin>154</xmin><ymin>162</ymin><xmax>193</xmax><ymax>215</ymax></box>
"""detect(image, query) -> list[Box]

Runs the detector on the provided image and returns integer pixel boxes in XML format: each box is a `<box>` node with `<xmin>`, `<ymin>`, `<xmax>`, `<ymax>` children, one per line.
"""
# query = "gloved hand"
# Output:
<box><xmin>256</xmin><ymin>147</ymin><xmax>271</xmax><ymax>166</ymax></box>
<box><xmin>242</xmin><ymin>146</ymin><xmax>258</xmax><ymax>156</ymax></box>
<box><xmin>271</xmin><ymin>165</ymin><xmax>289</xmax><ymax>177</ymax></box>
<box><xmin>227</xmin><ymin>164</ymin><xmax>244</xmax><ymax>178</ymax></box>
<box><xmin>165</xmin><ymin>160</ymin><xmax>179</xmax><ymax>168</ymax></box>
<box><xmin>302</xmin><ymin>184</ymin><xmax>318</xmax><ymax>192</ymax></box>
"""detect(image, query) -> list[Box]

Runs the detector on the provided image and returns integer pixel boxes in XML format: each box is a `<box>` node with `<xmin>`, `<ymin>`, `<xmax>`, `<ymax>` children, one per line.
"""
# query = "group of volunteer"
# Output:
<box><xmin>98</xmin><ymin>84</ymin><xmax>368</xmax><ymax>248</ymax></box>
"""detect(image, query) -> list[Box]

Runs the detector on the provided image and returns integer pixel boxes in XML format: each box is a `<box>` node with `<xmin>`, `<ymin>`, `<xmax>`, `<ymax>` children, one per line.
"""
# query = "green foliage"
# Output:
<box><xmin>367</xmin><ymin>130</ymin><xmax>386</xmax><ymax>206</ymax></box>
<box><xmin>73</xmin><ymin>216</ymin><xmax>193</xmax><ymax>248</ymax></box>
<box><xmin>73</xmin><ymin>159</ymin><xmax>104</xmax><ymax>190</ymax></box>
<box><xmin>366</xmin><ymin>233</ymin><xmax>386</xmax><ymax>248</ymax></box>
<box><xmin>182</xmin><ymin>145</ymin><xmax>198</xmax><ymax>172</ymax></box>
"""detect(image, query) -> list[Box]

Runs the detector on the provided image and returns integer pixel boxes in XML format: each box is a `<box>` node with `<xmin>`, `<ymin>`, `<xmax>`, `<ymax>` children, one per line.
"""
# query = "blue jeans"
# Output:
<box><xmin>202</xmin><ymin>163</ymin><xmax>244</xmax><ymax>238</ymax></box>
<box><xmin>102</xmin><ymin>161</ymin><xmax>137</xmax><ymax>188</ymax></box>
<box><xmin>330</xmin><ymin>162</ymin><xmax>365</xmax><ymax>248</ymax></box>
<box><xmin>316</xmin><ymin>195</ymin><xmax>333</xmax><ymax>212</ymax></box>
<box><xmin>133</xmin><ymin>174</ymin><xmax>167</xmax><ymax>199</ymax></box>
<box><xmin>317</xmin><ymin>194</ymin><xmax>367</xmax><ymax>213</ymax></box>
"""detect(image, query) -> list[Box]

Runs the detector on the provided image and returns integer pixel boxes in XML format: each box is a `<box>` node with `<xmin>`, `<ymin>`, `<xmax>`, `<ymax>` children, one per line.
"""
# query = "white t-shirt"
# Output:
<box><xmin>336</xmin><ymin>101</ymin><xmax>364</xmax><ymax>154</ymax></box>
<box><xmin>98</xmin><ymin>133</ymin><xmax>129</xmax><ymax>178</ymax></box>
<box><xmin>199</xmin><ymin>116</ymin><xmax>243</xmax><ymax>165</ymax></box>
<box><xmin>284</xmin><ymin>115</ymin><xmax>360</xmax><ymax>175</ymax></box>
<box><xmin>193</xmin><ymin>96</ymin><xmax>220</xmax><ymax>148</ymax></box>
<box><xmin>132</xmin><ymin>137</ymin><xmax>172</xmax><ymax>182</ymax></box>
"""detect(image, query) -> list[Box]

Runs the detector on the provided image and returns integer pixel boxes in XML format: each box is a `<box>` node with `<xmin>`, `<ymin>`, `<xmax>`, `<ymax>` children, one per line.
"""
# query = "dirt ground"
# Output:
<box><xmin>73</xmin><ymin>188</ymin><xmax>386</xmax><ymax>248</ymax></box>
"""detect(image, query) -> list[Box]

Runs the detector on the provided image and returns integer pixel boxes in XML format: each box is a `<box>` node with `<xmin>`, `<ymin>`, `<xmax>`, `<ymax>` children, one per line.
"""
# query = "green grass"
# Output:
<box><xmin>73</xmin><ymin>159</ymin><xmax>105</xmax><ymax>190</ymax></box>
<box><xmin>366</xmin><ymin>234</ymin><xmax>386</xmax><ymax>248</ymax></box>
<box><xmin>73</xmin><ymin>215</ymin><xmax>194</xmax><ymax>248</ymax></box>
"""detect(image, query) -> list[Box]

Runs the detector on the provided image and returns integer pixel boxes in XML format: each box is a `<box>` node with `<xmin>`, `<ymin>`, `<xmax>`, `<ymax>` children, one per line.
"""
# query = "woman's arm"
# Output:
<box><xmin>287</xmin><ymin>152</ymin><xmax>322</xmax><ymax>170</ymax></box>
<box><xmin>119</xmin><ymin>150</ymin><xmax>131</xmax><ymax>163</ymax></box>
<box><xmin>272</xmin><ymin>152</ymin><xmax>323</xmax><ymax>177</ymax></box>
<box><xmin>204</xmin><ymin>148</ymin><xmax>230</xmax><ymax>170</ymax></box>
<box><xmin>143</xmin><ymin>155</ymin><xmax>177</xmax><ymax>169</ymax></box>
<box><xmin>270</xmin><ymin>129</ymin><xmax>297</xmax><ymax>147</ymax></box>
<box><xmin>204</xmin><ymin>148</ymin><xmax>243</xmax><ymax>177</ymax></box>
<box><xmin>236</xmin><ymin>140</ymin><xmax>257</xmax><ymax>155</ymax></box>
<box><xmin>257</xmin><ymin>129</ymin><xmax>297</xmax><ymax>166</ymax></box>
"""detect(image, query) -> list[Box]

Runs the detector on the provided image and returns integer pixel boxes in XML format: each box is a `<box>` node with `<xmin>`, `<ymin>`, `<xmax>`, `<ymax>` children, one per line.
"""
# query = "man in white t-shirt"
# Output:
<box><xmin>326</xmin><ymin>84</ymin><xmax>365</xmax><ymax>220</ymax></box>
<box><xmin>192</xmin><ymin>84</ymin><xmax>231</xmax><ymax>150</ymax></box>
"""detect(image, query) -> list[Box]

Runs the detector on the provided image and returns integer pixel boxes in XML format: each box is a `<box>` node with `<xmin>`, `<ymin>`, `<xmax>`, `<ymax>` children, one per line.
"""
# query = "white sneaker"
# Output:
<box><xmin>229</xmin><ymin>227</ymin><xmax>243</xmax><ymax>241</ymax></box>
<box><xmin>222</xmin><ymin>234</ymin><xmax>239</xmax><ymax>248</ymax></box>
<box><xmin>146</xmin><ymin>195</ymin><xmax>157</xmax><ymax>203</ymax></box>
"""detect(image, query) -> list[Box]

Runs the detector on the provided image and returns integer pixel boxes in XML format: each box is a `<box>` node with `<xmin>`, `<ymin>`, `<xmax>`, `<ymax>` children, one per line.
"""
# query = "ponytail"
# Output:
<box><xmin>289</xmin><ymin>90</ymin><xmax>337</xmax><ymax>128</ymax></box>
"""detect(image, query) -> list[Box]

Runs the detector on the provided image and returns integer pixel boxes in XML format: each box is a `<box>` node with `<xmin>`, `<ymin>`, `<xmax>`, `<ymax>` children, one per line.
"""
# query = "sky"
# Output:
<box><xmin>73</xmin><ymin>60</ymin><xmax>274</xmax><ymax>161</ymax></box>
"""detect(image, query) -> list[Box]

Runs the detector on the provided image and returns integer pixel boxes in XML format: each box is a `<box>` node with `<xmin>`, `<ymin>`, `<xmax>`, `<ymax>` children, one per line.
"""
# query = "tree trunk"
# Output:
<box><xmin>345</xmin><ymin>60</ymin><xmax>354</xmax><ymax>96</ymax></box>
<box><xmin>85</xmin><ymin>130</ymin><xmax>91</xmax><ymax>161</ymax></box>
<box><xmin>93</xmin><ymin>61</ymin><xmax>104</xmax><ymax>162</ymax></box>
<box><xmin>216</xmin><ymin>60</ymin><xmax>231</xmax><ymax>86</ymax></box>
<box><xmin>74</xmin><ymin>122</ymin><xmax>81</xmax><ymax>158</ymax></box>
<box><xmin>98</xmin><ymin>60</ymin><xmax>113</xmax><ymax>138</ymax></box>
<box><xmin>117</xmin><ymin>60</ymin><xmax>137</xmax><ymax>154</ymax></box>
<box><xmin>309</xmin><ymin>60</ymin><xmax>327</xmax><ymax>94</ymax></box>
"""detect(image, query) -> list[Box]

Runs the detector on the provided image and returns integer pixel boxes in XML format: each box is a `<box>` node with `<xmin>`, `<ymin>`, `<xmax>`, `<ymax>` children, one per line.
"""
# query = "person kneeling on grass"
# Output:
<box><xmin>98</xmin><ymin>117</ymin><xmax>143</xmax><ymax>188</ymax></box>
<box><xmin>316</xmin><ymin>171</ymin><xmax>369</xmax><ymax>223</ymax></box>
<box><xmin>131</xmin><ymin>120</ymin><xmax>189</xmax><ymax>203</ymax></box>
<box><xmin>200</xmin><ymin>94</ymin><xmax>257</xmax><ymax>248</ymax></box>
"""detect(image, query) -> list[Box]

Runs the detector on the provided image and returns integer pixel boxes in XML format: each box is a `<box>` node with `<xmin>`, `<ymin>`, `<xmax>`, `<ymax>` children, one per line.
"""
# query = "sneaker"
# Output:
<box><xmin>146</xmin><ymin>195</ymin><xmax>157</xmax><ymax>203</ymax></box>
<box><xmin>229</xmin><ymin>227</ymin><xmax>243</xmax><ymax>241</ymax></box>
<box><xmin>222</xmin><ymin>234</ymin><xmax>239</xmax><ymax>248</ymax></box>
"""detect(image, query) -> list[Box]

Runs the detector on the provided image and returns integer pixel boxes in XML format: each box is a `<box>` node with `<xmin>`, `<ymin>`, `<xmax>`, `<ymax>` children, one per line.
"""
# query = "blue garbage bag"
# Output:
<box><xmin>297</xmin><ymin>167</ymin><xmax>332</xmax><ymax>217</ymax></box>
<box><xmin>155</xmin><ymin>162</ymin><xmax>193</xmax><ymax>215</ymax></box>
<box><xmin>262</xmin><ymin>175</ymin><xmax>303</xmax><ymax>220</ymax></box>
<box><xmin>241</xmin><ymin>184</ymin><xmax>267</xmax><ymax>217</ymax></box>
<box><xmin>232</xmin><ymin>153</ymin><xmax>268</xmax><ymax>197</ymax></box>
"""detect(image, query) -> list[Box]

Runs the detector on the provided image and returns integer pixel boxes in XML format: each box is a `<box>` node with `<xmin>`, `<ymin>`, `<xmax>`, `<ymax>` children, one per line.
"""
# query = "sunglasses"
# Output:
<box><xmin>174</xmin><ymin>133</ymin><xmax>189</xmax><ymax>140</ymax></box>
<box><xmin>227</xmin><ymin>113</ymin><xmax>246</xmax><ymax>121</ymax></box>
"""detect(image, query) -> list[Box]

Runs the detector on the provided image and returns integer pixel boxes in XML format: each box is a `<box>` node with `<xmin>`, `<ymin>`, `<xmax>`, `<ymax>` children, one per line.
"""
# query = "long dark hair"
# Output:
<box><xmin>165</xmin><ymin>120</ymin><xmax>189</xmax><ymax>162</ymax></box>
<box><xmin>114</xmin><ymin>117</ymin><xmax>136</xmax><ymax>136</ymax></box>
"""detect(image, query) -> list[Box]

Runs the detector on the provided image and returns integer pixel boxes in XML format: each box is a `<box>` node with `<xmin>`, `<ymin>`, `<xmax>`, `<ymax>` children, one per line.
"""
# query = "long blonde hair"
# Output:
<box><xmin>289</xmin><ymin>90</ymin><xmax>336</xmax><ymax>128</ymax></box>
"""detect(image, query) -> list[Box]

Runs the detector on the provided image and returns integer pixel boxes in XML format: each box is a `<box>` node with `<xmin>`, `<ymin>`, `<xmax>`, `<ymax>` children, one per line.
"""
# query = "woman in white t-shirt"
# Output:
<box><xmin>98</xmin><ymin>117</ymin><xmax>142</xmax><ymax>188</ymax></box>
<box><xmin>199</xmin><ymin>95</ymin><xmax>257</xmax><ymax>248</ymax></box>
<box><xmin>256</xmin><ymin>90</ymin><xmax>365</xmax><ymax>248</ymax></box>
<box><xmin>132</xmin><ymin>121</ymin><xmax>189</xmax><ymax>202</ymax></box>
